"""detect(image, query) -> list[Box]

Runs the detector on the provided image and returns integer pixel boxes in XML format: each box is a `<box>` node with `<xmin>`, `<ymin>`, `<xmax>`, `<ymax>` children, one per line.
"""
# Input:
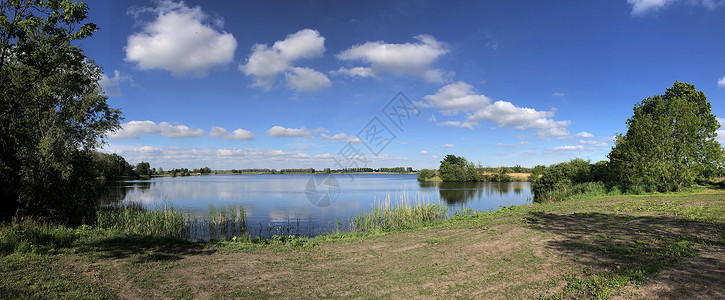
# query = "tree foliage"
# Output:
<box><xmin>0</xmin><ymin>0</ymin><xmax>121</xmax><ymax>224</ymax></box>
<box><xmin>608</xmin><ymin>82</ymin><xmax>723</xmax><ymax>186</ymax></box>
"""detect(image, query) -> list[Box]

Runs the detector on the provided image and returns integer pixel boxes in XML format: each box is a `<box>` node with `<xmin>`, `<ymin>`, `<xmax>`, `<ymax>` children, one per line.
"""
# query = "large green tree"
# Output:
<box><xmin>0</xmin><ymin>0</ymin><xmax>121</xmax><ymax>223</ymax></box>
<box><xmin>608</xmin><ymin>82</ymin><xmax>723</xmax><ymax>187</ymax></box>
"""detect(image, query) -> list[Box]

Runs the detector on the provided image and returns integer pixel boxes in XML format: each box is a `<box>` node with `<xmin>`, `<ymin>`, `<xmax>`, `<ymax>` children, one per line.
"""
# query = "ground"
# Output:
<box><xmin>1</xmin><ymin>190</ymin><xmax>724</xmax><ymax>299</ymax></box>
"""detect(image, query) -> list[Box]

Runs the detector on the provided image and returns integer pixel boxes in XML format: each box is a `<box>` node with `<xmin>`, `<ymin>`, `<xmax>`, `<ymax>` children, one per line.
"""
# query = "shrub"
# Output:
<box><xmin>417</xmin><ymin>169</ymin><xmax>436</xmax><ymax>181</ymax></box>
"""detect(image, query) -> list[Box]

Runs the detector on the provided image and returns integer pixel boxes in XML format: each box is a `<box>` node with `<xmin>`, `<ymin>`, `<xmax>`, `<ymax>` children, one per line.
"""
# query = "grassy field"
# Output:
<box><xmin>1</xmin><ymin>189</ymin><xmax>724</xmax><ymax>299</ymax></box>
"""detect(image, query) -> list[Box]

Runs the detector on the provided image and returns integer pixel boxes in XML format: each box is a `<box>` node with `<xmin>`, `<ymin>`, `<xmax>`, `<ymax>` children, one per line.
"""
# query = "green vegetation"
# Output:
<box><xmin>430</xmin><ymin>154</ymin><xmax>524</xmax><ymax>182</ymax></box>
<box><xmin>96</xmin><ymin>202</ymin><xmax>247</xmax><ymax>240</ymax></box>
<box><xmin>346</xmin><ymin>200</ymin><xmax>449</xmax><ymax>233</ymax></box>
<box><xmin>2</xmin><ymin>189</ymin><xmax>723</xmax><ymax>298</ymax></box>
<box><xmin>0</xmin><ymin>0</ymin><xmax>122</xmax><ymax>225</ymax></box>
<box><xmin>609</xmin><ymin>81</ymin><xmax>724</xmax><ymax>186</ymax></box>
<box><xmin>532</xmin><ymin>82</ymin><xmax>724</xmax><ymax>202</ymax></box>
<box><xmin>417</xmin><ymin>168</ymin><xmax>438</xmax><ymax>181</ymax></box>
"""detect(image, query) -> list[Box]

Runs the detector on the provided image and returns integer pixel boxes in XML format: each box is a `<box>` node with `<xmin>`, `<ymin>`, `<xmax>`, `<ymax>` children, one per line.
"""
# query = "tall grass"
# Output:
<box><xmin>96</xmin><ymin>202</ymin><xmax>247</xmax><ymax>240</ymax></box>
<box><xmin>344</xmin><ymin>193</ymin><xmax>449</xmax><ymax>234</ymax></box>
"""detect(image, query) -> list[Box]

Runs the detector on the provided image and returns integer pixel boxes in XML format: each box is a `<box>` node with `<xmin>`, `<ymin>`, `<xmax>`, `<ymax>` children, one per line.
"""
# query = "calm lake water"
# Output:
<box><xmin>105</xmin><ymin>174</ymin><xmax>532</xmax><ymax>237</ymax></box>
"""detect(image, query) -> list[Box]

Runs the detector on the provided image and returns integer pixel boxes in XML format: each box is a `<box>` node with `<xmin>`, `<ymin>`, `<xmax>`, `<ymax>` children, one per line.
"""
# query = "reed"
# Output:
<box><xmin>96</xmin><ymin>202</ymin><xmax>247</xmax><ymax>240</ymax></box>
<box><xmin>345</xmin><ymin>192</ymin><xmax>449</xmax><ymax>233</ymax></box>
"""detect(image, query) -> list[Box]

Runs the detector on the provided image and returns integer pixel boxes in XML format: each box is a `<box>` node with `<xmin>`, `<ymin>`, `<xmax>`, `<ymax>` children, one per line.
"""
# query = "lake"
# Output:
<box><xmin>105</xmin><ymin>174</ymin><xmax>532</xmax><ymax>237</ymax></box>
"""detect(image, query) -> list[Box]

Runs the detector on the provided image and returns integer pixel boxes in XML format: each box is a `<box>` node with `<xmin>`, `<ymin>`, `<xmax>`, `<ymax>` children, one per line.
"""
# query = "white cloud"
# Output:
<box><xmin>550</xmin><ymin>145</ymin><xmax>587</xmax><ymax>152</ymax></box>
<box><xmin>284</xmin><ymin>67</ymin><xmax>331</xmax><ymax>92</ymax></box>
<box><xmin>627</xmin><ymin>0</ymin><xmax>674</xmax><ymax>15</ymax></box>
<box><xmin>718</xmin><ymin>75</ymin><xmax>725</xmax><ymax>87</ymax></box>
<box><xmin>336</xmin><ymin>34</ymin><xmax>450</xmax><ymax>83</ymax></box>
<box><xmin>125</xmin><ymin>1</ymin><xmax>237</xmax><ymax>77</ymax></box>
<box><xmin>716</xmin><ymin>118</ymin><xmax>725</xmax><ymax>143</ymax></box>
<box><xmin>329</xmin><ymin>67</ymin><xmax>377</xmax><ymax>79</ymax></box>
<box><xmin>703</xmin><ymin>0</ymin><xmax>725</xmax><ymax>9</ymax></box>
<box><xmin>99</xmin><ymin>70</ymin><xmax>132</xmax><ymax>97</ymax></box>
<box><xmin>321</xmin><ymin>133</ymin><xmax>363</xmax><ymax>143</ymax></box>
<box><xmin>578</xmin><ymin>140</ymin><xmax>609</xmax><ymax>147</ymax></box>
<box><xmin>240</xmin><ymin>29</ymin><xmax>329</xmax><ymax>91</ymax></box>
<box><xmin>209</xmin><ymin>126</ymin><xmax>255</xmax><ymax>140</ymax></box>
<box><xmin>428</xmin><ymin>115</ymin><xmax>438</xmax><ymax>122</ymax></box>
<box><xmin>266</xmin><ymin>126</ymin><xmax>313</xmax><ymax>138</ymax></box>
<box><xmin>441</xmin><ymin>144</ymin><xmax>454</xmax><ymax>148</ymax></box>
<box><xmin>627</xmin><ymin>0</ymin><xmax>723</xmax><ymax>15</ymax></box>
<box><xmin>105</xmin><ymin>144</ymin><xmax>414</xmax><ymax>169</ymax></box>
<box><xmin>420</xmin><ymin>150</ymin><xmax>429</xmax><ymax>155</ymax></box>
<box><xmin>468</xmin><ymin>101</ymin><xmax>570</xmax><ymax>137</ymax></box>
<box><xmin>422</xmin><ymin>81</ymin><xmax>570</xmax><ymax>137</ymax></box>
<box><xmin>311</xmin><ymin>127</ymin><xmax>330</xmax><ymax>133</ymax></box>
<box><xmin>552</xmin><ymin>92</ymin><xmax>565</xmax><ymax>97</ymax></box>
<box><xmin>419</xmin><ymin>82</ymin><xmax>491</xmax><ymax>115</ymax></box>
<box><xmin>108</xmin><ymin>120</ymin><xmax>204</xmax><ymax>139</ymax></box>
<box><xmin>574</xmin><ymin>132</ymin><xmax>594</xmax><ymax>138</ymax></box>
<box><xmin>554</xmin><ymin>145</ymin><xmax>585</xmax><ymax>151</ymax></box>
<box><xmin>496</xmin><ymin>143</ymin><xmax>517</xmax><ymax>147</ymax></box>
<box><xmin>439</xmin><ymin>120</ymin><xmax>478</xmax><ymax>130</ymax></box>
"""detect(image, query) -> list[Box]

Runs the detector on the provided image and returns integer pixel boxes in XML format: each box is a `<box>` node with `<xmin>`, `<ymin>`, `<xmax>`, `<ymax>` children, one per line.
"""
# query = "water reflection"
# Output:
<box><xmin>418</xmin><ymin>181</ymin><xmax>530</xmax><ymax>205</ymax></box>
<box><xmin>100</xmin><ymin>174</ymin><xmax>532</xmax><ymax>237</ymax></box>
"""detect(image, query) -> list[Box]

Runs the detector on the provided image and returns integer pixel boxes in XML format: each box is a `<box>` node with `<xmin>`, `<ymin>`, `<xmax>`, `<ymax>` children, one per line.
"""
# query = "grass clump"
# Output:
<box><xmin>96</xmin><ymin>202</ymin><xmax>247</xmax><ymax>241</ymax></box>
<box><xmin>347</xmin><ymin>197</ymin><xmax>449</xmax><ymax>233</ymax></box>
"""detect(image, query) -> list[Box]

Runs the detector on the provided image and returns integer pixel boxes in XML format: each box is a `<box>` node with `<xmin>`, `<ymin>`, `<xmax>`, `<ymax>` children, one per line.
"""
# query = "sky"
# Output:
<box><xmin>82</xmin><ymin>0</ymin><xmax>725</xmax><ymax>170</ymax></box>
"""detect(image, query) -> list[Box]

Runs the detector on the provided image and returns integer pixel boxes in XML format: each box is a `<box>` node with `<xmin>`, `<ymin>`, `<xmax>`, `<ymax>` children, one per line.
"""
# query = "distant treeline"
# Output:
<box><xmin>417</xmin><ymin>155</ymin><xmax>531</xmax><ymax>183</ymax></box>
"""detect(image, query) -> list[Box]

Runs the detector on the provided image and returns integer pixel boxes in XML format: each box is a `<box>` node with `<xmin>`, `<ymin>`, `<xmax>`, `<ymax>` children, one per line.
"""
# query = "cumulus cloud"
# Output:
<box><xmin>419</xmin><ymin>82</ymin><xmax>491</xmax><ymax>115</ymax></box>
<box><xmin>420</xmin><ymin>150</ymin><xmax>429</xmax><ymax>155</ymax></box>
<box><xmin>285</xmin><ymin>67</ymin><xmax>331</xmax><ymax>92</ymax></box>
<box><xmin>266</xmin><ymin>126</ymin><xmax>313</xmax><ymax>138</ymax></box>
<box><xmin>439</xmin><ymin>120</ymin><xmax>478</xmax><ymax>130</ymax></box>
<box><xmin>441</xmin><ymin>144</ymin><xmax>454</xmax><ymax>148</ymax></box>
<box><xmin>99</xmin><ymin>70</ymin><xmax>132</xmax><ymax>97</ymax></box>
<box><xmin>209</xmin><ymin>126</ymin><xmax>255</xmax><ymax>140</ymax></box>
<box><xmin>718</xmin><ymin>75</ymin><xmax>725</xmax><ymax>87</ymax></box>
<box><xmin>239</xmin><ymin>29</ymin><xmax>330</xmax><ymax>91</ymax></box>
<box><xmin>125</xmin><ymin>1</ymin><xmax>237</xmax><ymax>77</ymax></box>
<box><xmin>103</xmin><ymin>144</ymin><xmax>412</xmax><ymax>169</ymax></box>
<box><xmin>108</xmin><ymin>120</ymin><xmax>204</xmax><ymax>139</ymax></box>
<box><xmin>578</xmin><ymin>140</ymin><xmax>609</xmax><ymax>147</ymax></box>
<box><xmin>329</xmin><ymin>67</ymin><xmax>377</xmax><ymax>79</ymax></box>
<box><xmin>422</xmin><ymin>82</ymin><xmax>570</xmax><ymax>137</ymax></box>
<box><xmin>627</xmin><ymin>0</ymin><xmax>674</xmax><ymax>15</ymax></box>
<box><xmin>321</xmin><ymin>133</ymin><xmax>363</xmax><ymax>143</ymax></box>
<box><xmin>627</xmin><ymin>0</ymin><xmax>722</xmax><ymax>15</ymax></box>
<box><xmin>574</xmin><ymin>132</ymin><xmax>594</xmax><ymax>138</ymax></box>
<box><xmin>551</xmin><ymin>145</ymin><xmax>586</xmax><ymax>152</ymax></box>
<box><xmin>468</xmin><ymin>101</ymin><xmax>570</xmax><ymax>137</ymax></box>
<box><xmin>336</xmin><ymin>34</ymin><xmax>450</xmax><ymax>82</ymax></box>
<box><xmin>496</xmin><ymin>143</ymin><xmax>517</xmax><ymax>147</ymax></box>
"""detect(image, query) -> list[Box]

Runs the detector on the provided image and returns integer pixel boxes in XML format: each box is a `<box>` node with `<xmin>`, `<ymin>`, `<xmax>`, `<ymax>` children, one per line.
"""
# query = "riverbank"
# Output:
<box><xmin>2</xmin><ymin>189</ymin><xmax>723</xmax><ymax>299</ymax></box>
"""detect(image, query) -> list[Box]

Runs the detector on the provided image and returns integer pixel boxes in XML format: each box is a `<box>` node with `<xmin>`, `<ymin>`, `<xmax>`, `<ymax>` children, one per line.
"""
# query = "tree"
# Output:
<box><xmin>135</xmin><ymin>162</ymin><xmax>151</xmax><ymax>177</ymax></box>
<box><xmin>608</xmin><ymin>82</ymin><xmax>723</xmax><ymax>187</ymax></box>
<box><xmin>0</xmin><ymin>1</ymin><xmax>121</xmax><ymax>223</ymax></box>
<box><xmin>440</xmin><ymin>154</ymin><xmax>467</xmax><ymax>168</ymax></box>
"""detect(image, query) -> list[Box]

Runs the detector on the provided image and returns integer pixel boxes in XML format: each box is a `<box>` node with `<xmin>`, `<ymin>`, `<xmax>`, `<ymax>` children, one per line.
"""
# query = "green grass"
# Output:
<box><xmin>1</xmin><ymin>189</ymin><xmax>723</xmax><ymax>298</ymax></box>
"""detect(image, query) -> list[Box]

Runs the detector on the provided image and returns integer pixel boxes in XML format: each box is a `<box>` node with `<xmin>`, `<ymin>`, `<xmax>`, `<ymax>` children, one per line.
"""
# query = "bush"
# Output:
<box><xmin>417</xmin><ymin>169</ymin><xmax>436</xmax><ymax>181</ymax></box>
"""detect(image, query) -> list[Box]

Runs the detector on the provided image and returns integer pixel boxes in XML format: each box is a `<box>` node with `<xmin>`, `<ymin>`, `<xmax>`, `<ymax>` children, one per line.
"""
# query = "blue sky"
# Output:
<box><xmin>85</xmin><ymin>0</ymin><xmax>725</xmax><ymax>170</ymax></box>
